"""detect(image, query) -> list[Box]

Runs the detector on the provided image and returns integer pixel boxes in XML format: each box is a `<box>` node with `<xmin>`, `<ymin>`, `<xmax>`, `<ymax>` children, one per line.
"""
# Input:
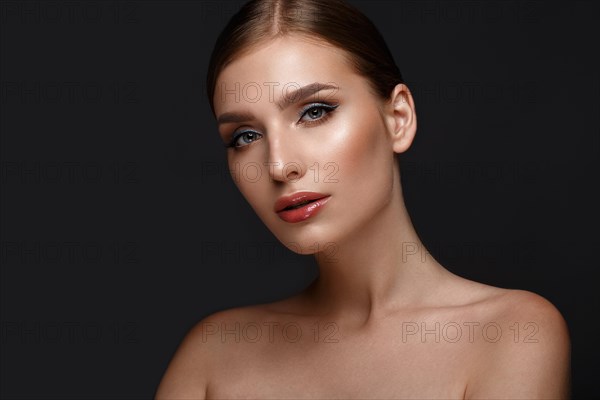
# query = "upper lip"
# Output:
<box><xmin>274</xmin><ymin>191</ymin><xmax>330</xmax><ymax>213</ymax></box>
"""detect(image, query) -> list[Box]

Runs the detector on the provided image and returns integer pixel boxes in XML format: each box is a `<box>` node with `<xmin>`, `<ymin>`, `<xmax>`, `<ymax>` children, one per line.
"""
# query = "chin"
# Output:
<box><xmin>269</xmin><ymin>223</ymin><xmax>345</xmax><ymax>256</ymax></box>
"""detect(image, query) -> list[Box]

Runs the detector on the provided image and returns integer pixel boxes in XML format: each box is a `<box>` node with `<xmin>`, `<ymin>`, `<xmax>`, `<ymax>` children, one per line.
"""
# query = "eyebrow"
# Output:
<box><xmin>217</xmin><ymin>82</ymin><xmax>339</xmax><ymax>125</ymax></box>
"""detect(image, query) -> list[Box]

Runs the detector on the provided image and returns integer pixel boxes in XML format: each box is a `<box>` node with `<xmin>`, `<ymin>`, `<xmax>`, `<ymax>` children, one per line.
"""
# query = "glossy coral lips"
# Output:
<box><xmin>274</xmin><ymin>192</ymin><xmax>331</xmax><ymax>223</ymax></box>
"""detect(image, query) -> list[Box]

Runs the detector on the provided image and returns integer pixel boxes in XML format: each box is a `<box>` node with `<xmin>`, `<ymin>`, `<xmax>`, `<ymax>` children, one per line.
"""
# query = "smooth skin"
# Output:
<box><xmin>156</xmin><ymin>35</ymin><xmax>570</xmax><ymax>399</ymax></box>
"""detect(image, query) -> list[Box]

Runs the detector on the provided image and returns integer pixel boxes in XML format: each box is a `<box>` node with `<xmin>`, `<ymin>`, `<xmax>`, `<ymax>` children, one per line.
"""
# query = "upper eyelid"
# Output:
<box><xmin>297</xmin><ymin>102</ymin><xmax>338</xmax><ymax>118</ymax></box>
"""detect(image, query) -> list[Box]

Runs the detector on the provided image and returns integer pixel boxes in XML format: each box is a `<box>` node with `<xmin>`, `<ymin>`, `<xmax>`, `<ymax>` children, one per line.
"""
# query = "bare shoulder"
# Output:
<box><xmin>465</xmin><ymin>288</ymin><xmax>571</xmax><ymax>399</ymax></box>
<box><xmin>492</xmin><ymin>289</ymin><xmax>570</xmax><ymax>323</ymax></box>
<box><xmin>154</xmin><ymin>305</ymin><xmax>267</xmax><ymax>400</ymax></box>
<box><xmin>483</xmin><ymin>288</ymin><xmax>571</xmax><ymax>349</ymax></box>
<box><xmin>439</xmin><ymin>273</ymin><xmax>567</xmax><ymax>325</ymax></box>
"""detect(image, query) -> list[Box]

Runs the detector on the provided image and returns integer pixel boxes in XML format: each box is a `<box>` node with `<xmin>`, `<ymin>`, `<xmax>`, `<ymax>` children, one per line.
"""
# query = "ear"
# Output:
<box><xmin>383</xmin><ymin>83</ymin><xmax>417</xmax><ymax>154</ymax></box>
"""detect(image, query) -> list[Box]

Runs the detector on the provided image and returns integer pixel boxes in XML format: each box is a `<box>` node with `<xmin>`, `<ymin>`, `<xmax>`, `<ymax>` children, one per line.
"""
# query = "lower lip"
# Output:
<box><xmin>276</xmin><ymin>196</ymin><xmax>331</xmax><ymax>223</ymax></box>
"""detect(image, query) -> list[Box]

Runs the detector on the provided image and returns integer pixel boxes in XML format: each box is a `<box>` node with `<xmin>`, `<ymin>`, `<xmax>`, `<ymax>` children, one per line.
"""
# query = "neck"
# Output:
<box><xmin>305</xmin><ymin>173</ymin><xmax>450</xmax><ymax>328</ymax></box>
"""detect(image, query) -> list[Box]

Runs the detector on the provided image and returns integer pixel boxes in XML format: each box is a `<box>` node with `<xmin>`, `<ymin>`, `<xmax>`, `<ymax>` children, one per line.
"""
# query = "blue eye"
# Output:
<box><xmin>226</xmin><ymin>130</ymin><xmax>262</xmax><ymax>149</ymax></box>
<box><xmin>298</xmin><ymin>103</ymin><xmax>339</xmax><ymax>123</ymax></box>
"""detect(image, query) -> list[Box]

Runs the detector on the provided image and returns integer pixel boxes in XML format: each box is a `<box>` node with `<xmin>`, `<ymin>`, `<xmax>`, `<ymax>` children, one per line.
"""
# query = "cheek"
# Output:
<box><xmin>327</xmin><ymin>107</ymin><xmax>392</xmax><ymax>187</ymax></box>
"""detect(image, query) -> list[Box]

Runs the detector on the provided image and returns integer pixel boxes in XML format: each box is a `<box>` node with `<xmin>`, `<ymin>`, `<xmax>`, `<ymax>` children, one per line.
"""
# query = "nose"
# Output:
<box><xmin>266</xmin><ymin>131</ymin><xmax>305</xmax><ymax>183</ymax></box>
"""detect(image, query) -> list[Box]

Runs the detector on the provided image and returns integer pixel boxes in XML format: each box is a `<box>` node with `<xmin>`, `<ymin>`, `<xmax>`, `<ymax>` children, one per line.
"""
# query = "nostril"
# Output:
<box><xmin>283</xmin><ymin>163</ymin><xmax>301</xmax><ymax>180</ymax></box>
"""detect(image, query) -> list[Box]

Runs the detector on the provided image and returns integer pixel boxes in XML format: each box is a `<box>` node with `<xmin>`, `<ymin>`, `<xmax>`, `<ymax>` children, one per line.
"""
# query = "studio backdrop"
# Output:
<box><xmin>1</xmin><ymin>0</ymin><xmax>598</xmax><ymax>398</ymax></box>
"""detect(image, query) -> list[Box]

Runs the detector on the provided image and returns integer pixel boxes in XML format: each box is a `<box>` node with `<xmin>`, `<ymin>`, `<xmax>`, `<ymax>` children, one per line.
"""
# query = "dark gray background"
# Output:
<box><xmin>1</xmin><ymin>0</ymin><xmax>598</xmax><ymax>398</ymax></box>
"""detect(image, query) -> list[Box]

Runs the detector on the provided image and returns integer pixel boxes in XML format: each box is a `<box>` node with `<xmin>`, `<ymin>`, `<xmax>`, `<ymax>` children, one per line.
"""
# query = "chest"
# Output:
<box><xmin>207</xmin><ymin>326</ymin><xmax>472</xmax><ymax>399</ymax></box>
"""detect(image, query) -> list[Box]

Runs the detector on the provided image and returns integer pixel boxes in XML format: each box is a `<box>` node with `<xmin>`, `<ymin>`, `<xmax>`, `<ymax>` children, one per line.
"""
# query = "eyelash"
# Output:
<box><xmin>225</xmin><ymin>102</ymin><xmax>339</xmax><ymax>149</ymax></box>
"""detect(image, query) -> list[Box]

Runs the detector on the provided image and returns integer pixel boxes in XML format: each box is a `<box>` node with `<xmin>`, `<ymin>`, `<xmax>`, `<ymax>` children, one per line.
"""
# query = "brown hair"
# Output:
<box><xmin>206</xmin><ymin>0</ymin><xmax>404</xmax><ymax>116</ymax></box>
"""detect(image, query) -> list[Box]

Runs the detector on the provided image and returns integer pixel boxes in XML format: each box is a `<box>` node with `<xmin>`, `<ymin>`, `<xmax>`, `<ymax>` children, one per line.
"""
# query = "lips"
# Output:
<box><xmin>274</xmin><ymin>191</ymin><xmax>331</xmax><ymax>223</ymax></box>
<box><xmin>274</xmin><ymin>191</ymin><xmax>329</xmax><ymax>213</ymax></box>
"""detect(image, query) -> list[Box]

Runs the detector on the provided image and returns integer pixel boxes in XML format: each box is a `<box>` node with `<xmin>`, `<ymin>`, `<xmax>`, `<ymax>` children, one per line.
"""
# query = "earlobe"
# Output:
<box><xmin>387</xmin><ymin>83</ymin><xmax>417</xmax><ymax>154</ymax></box>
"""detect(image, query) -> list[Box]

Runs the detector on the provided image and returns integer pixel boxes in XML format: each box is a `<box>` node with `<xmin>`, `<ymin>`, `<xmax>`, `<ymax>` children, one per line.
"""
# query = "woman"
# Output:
<box><xmin>156</xmin><ymin>0</ymin><xmax>571</xmax><ymax>398</ymax></box>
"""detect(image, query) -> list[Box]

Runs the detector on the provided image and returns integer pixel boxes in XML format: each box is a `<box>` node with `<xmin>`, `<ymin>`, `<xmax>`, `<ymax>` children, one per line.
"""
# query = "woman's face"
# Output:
<box><xmin>214</xmin><ymin>35</ymin><xmax>403</xmax><ymax>254</ymax></box>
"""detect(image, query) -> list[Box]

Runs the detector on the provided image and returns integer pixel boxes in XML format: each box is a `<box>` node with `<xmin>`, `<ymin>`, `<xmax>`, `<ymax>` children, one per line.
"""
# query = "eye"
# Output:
<box><xmin>298</xmin><ymin>103</ymin><xmax>339</xmax><ymax>124</ymax></box>
<box><xmin>226</xmin><ymin>130</ymin><xmax>262</xmax><ymax>149</ymax></box>
<box><xmin>303</xmin><ymin>106</ymin><xmax>326</xmax><ymax>120</ymax></box>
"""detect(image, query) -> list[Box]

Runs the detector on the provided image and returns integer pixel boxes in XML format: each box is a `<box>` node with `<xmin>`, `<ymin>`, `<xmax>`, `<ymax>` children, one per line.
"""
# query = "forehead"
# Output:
<box><xmin>214</xmin><ymin>35</ymin><xmax>359</xmax><ymax>111</ymax></box>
